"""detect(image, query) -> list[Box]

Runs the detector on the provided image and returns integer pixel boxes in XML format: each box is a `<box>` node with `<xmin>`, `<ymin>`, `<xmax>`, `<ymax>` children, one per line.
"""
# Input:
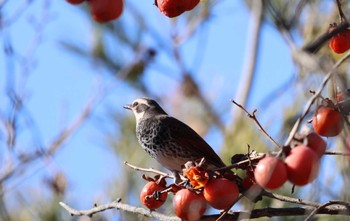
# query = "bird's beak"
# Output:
<box><xmin>123</xmin><ymin>104</ymin><xmax>132</xmax><ymax>110</ymax></box>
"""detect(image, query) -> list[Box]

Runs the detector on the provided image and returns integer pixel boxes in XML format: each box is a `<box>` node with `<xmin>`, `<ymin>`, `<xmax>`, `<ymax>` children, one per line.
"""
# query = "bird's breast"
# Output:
<box><xmin>136</xmin><ymin>119</ymin><xmax>168</xmax><ymax>155</ymax></box>
<box><xmin>136</xmin><ymin>119</ymin><xmax>186</xmax><ymax>170</ymax></box>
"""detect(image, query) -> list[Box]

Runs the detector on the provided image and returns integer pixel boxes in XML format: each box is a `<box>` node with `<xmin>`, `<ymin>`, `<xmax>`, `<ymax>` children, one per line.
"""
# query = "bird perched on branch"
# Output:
<box><xmin>124</xmin><ymin>97</ymin><xmax>227</xmax><ymax>182</ymax></box>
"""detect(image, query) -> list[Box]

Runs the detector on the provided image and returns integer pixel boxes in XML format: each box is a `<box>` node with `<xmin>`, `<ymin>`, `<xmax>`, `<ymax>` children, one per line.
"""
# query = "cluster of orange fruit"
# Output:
<box><xmin>139</xmin><ymin>103</ymin><xmax>346</xmax><ymax>219</ymax></box>
<box><xmin>140</xmin><ymin>168</ymin><xmax>240</xmax><ymax>221</ymax></box>
<box><xmin>254</xmin><ymin>93</ymin><xmax>348</xmax><ymax>190</ymax></box>
<box><xmin>254</xmin><ymin>132</ymin><xmax>325</xmax><ymax>190</ymax></box>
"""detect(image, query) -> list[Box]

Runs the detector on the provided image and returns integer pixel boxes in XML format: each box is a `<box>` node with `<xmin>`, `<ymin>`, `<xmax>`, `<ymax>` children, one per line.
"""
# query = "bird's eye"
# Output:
<box><xmin>132</xmin><ymin>102</ymin><xmax>139</xmax><ymax>107</ymax></box>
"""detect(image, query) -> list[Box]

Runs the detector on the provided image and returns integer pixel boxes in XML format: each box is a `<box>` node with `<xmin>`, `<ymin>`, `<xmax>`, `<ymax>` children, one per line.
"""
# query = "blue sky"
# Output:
<box><xmin>0</xmin><ymin>0</ymin><xmax>301</xmax><ymax>218</ymax></box>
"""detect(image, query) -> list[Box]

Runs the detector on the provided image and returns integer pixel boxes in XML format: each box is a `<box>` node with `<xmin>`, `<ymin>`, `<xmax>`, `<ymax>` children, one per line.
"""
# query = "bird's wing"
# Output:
<box><xmin>161</xmin><ymin>116</ymin><xmax>226</xmax><ymax>168</ymax></box>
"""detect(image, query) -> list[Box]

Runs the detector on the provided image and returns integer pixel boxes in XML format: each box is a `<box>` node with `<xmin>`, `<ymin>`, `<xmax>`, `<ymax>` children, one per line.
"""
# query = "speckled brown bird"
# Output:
<box><xmin>124</xmin><ymin>98</ymin><xmax>226</xmax><ymax>182</ymax></box>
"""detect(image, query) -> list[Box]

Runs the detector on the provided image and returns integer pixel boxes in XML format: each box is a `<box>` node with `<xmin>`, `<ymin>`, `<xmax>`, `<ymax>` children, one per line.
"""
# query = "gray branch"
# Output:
<box><xmin>60</xmin><ymin>199</ymin><xmax>350</xmax><ymax>221</ymax></box>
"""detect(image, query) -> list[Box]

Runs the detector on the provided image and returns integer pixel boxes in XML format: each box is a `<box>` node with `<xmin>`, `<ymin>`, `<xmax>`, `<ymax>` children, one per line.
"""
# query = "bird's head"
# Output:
<box><xmin>124</xmin><ymin>98</ymin><xmax>167</xmax><ymax>121</ymax></box>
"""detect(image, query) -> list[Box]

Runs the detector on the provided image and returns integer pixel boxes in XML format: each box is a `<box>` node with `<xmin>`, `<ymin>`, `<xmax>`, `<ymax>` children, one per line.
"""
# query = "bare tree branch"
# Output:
<box><xmin>215</xmin><ymin>154</ymin><xmax>265</xmax><ymax>172</ymax></box>
<box><xmin>324</xmin><ymin>150</ymin><xmax>350</xmax><ymax>156</ymax></box>
<box><xmin>305</xmin><ymin>200</ymin><xmax>350</xmax><ymax>221</ymax></box>
<box><xmin>202</xmin><ymin>206</ymin><xmax>350</xmax><ymax>220</ymax></box>
<box><xmin>59</xmin><ymin>200</ymin><xmax>350</xmax><ymax>221</ymax></box>
<box><xmin>302</xmin><ymin>21</ymin><xmax>350</xmax><ymax>53</ymax></box>
<box><xmin>230</xmin><ymin>100</ymin><xmax>281</xmax><ymax>149</ymax></box>
<box><xmin>0</xmin><ymin>92</ymin><xmax>102</xmax><ymax>187</ymax></box>
<box><xmin>59</xmin><ymin>200</ymin><xmax>181</xmax><ymax>221</ymax></box>
<box><xmin>233</xmin><ymin>0</ymin><xmax>264</xmax><ymax>116</ymax></box>
<box><xmin>261</xmin><ymin>190</ymin><xmax>321</xmax><ymax>207</ymax></box>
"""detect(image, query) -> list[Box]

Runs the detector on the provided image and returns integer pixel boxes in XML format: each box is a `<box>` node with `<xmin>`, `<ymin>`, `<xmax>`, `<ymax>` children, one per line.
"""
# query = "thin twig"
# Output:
<box><xmin>324</xmin><ymin>150</ymin><xmax>350</xmax><ymax>156</ymax></box>
<box><xmin>172</xmin><ymin>51</ymin><xmax>225</xmax><ymax>132</ymax></box>
<box><xmin>159</xmin><ymin>181</ymin><xmax>186</xmax><ymax>194</ymax></box>
<box><xmin>0</xmin><ymin>94</ymin><xmax>101</xmax><ymax>185</ymax></box>
<box><xmin>247</xmin><ymin>145</ymin><xmax>254</xmax><ymax>171</ymax></box>
<box><xmin>289</xmin><ymin>0</ymin><xmax>309</xmax><ymax>28</ymax></box>
<box><xmin>215</xmin><ymin>154</ymin><xmax>265</xmax><ymax>172</ymax></box>
<box><xmin>233</xmin><ymin>0</ymin><xmax>264</xmax><ymax>113</ymax></box>
<box><xmin>284</xmin><ymin>50</ymin><xmax>350</xmax><ymax>146</ymax></box>
<box><xmin>124</xmin><ymin>161</ymin><xmax>173</xmax><ymax>178</ymax></box>
<box><xmin>302</xmin><ymin>21</ymin><xmax>350</xmax><ymax>53</ymax></box>
<box><xmin>304</xmin><ymin>200</ymin><xmax>350</xmax><ymax>221</ymax></box>
<box><xmin>173</xmin><ymin>6</ymin><xmax>211</xmax><ymax>45</ymax></box>
<box><xmin>231</xmin><ymin>99</ymin><xmax>281</xmax><ymax>149</ymax></box>
<box><xmin>336</xmin><ymin>0</ymin><xmax>347</xmax><ymax>22</ymax></box>
<box><xmin>215</xmin><ymin>149</ymin><xmax>350</xmax><ymax>173</ymax></box>
<box><xmin>216</xmin><ymin>194</ymin><xmax>245</xmax><ymax>221</ymax></box>
<box><xmin>262</xmin><ymin>190</ymin><xmax>321</xmax><ymax>207</ymax></box>
<box><xmin>59</xmin><ymin>201</ymin><xmax>180</xmax><ymax>221</ymax></box>
<box><xmin>226</xmin><ymin>206</ymin><xmax>350</xmax><ymax>219</ymax></box>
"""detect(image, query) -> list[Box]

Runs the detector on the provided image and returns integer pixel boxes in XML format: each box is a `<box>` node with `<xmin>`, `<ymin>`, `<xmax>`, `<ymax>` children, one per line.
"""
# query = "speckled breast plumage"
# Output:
<box><xmin>136</xmin><ymin>116</ymin><xmax>199</xmax><ymax>172</ymax></box>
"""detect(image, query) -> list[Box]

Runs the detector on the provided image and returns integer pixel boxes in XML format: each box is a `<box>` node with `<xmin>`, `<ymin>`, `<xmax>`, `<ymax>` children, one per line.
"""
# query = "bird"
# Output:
<box><xmin>124</xmin><ymin>97</ymin><xmax>227</xmax><ymax>182</ymax></box>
